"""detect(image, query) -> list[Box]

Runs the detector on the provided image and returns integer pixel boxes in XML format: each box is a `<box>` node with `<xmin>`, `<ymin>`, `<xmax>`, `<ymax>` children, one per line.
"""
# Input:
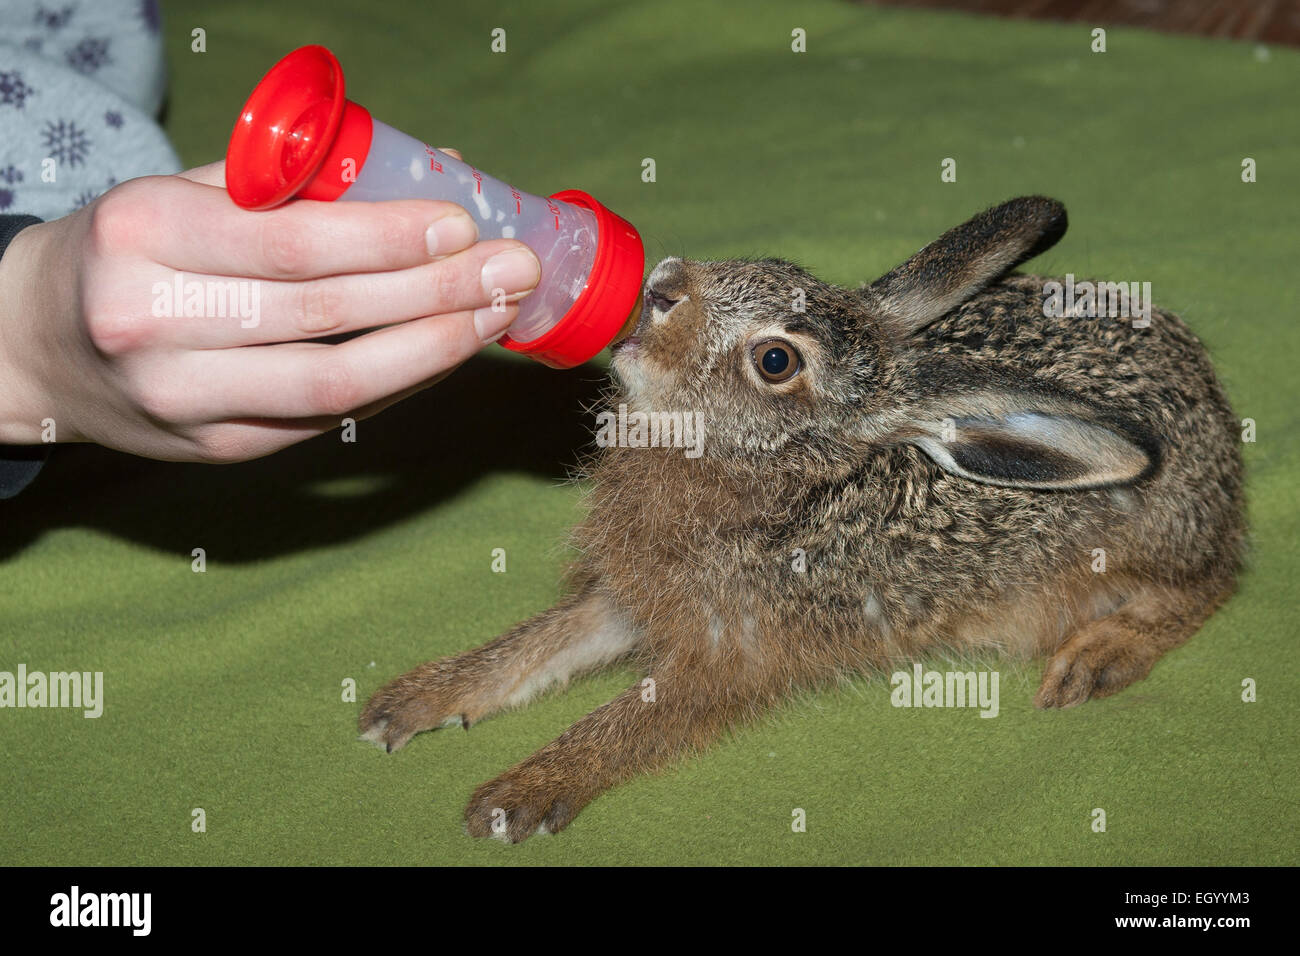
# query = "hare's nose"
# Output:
<box><xmin>646</xmin><ymin>288</ymin><xmax>680</xmax><ymax>315</ymax></box>
<box><xmin>650</xmin><ymin>256</ymin><xmax>691</xmax><ymax>293</ymax></box>
<box><xmin>646</xmin><ymin>257</ymin><xmax>689</xmax><ymax>310</ymax></box>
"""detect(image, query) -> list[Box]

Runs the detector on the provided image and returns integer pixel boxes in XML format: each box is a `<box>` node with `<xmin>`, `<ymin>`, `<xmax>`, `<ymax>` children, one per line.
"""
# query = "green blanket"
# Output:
<box><xmin>2</xmin><ymin>0</ymin><xmax>1295</xmax><ymax>865</ymax></box>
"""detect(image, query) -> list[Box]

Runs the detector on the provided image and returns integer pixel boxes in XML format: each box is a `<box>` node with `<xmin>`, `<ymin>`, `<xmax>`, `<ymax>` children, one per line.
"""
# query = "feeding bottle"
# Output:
<box><xmin>224</xmin><ymin>45</ymin><xmax>644</xmax><ymax>368</ymax></box>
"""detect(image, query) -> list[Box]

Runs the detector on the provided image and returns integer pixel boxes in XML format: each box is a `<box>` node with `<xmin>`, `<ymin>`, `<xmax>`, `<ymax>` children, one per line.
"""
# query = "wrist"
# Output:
<box><xmin>0</xmin><ymin>220</ymin><xmax>60</xmax><ymax>444</ymax></box>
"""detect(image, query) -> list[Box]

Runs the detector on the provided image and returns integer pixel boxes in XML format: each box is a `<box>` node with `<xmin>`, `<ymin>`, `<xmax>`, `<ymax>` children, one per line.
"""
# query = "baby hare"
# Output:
<box><xmin>360</xmin><ymin>197</ymin><xmax>1245</xmax><ymax>842</ymax></box>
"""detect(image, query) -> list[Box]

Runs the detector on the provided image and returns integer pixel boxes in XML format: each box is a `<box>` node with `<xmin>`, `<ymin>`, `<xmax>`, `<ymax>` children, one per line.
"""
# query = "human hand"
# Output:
<box><xmin>0</xmin><ymin>157</ymin><xmax>540</xmax><ymax>461</ymax></box>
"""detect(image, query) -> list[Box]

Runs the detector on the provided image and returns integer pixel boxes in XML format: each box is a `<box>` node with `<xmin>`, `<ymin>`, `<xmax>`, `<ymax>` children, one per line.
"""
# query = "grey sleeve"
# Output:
<box><xmin>0</xmin><ymin>2</ymin><xmax>180</xmax><ymax>220</ymax></box>
<box><xmin>1</xmin><ymin>0</ymin><xmax>181</xmax><ymax>498</ymax></box>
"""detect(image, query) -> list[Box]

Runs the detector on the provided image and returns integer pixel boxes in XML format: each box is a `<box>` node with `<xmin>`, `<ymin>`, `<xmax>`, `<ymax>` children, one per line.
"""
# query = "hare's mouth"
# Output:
<box><xmin>609</xmin><ymin>289</ymin><xmax>657</xmax><ymax>355</ymax></box>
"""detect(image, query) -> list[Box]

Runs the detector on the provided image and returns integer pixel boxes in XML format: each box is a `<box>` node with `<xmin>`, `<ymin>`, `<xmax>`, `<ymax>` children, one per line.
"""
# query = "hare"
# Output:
<box><xmin>359</xmin><ymin>197</ymin><xmax>1245</xmax><ymax>842</ymax></box>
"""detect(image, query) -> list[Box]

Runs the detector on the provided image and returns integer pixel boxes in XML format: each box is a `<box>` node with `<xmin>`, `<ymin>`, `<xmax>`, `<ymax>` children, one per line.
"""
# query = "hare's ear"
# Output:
<box><xmin>868</xmin><ymin>196</ymin><xmax>1067</xmax><ymax>337</ymax></box>
<box><xmin>890</xmin><ymin>384</ymin><xmax>1157</xmax><ymax>490</ymax></box>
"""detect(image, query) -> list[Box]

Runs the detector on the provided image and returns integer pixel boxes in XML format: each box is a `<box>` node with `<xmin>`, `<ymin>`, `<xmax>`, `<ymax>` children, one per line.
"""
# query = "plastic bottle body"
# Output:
<box><xmin>225</xmin><ymin>45</ymin><xmax>645</xmax><ymax>367</ymax></box>
<box><xmin>343</xmin><ymin>120</ymin><xmax>598</xmax><ymax>344</ymax></box>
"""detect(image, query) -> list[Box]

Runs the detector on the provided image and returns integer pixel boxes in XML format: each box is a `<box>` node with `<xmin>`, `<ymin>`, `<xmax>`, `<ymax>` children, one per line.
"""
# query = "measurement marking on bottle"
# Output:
<box><xmin>471</xmin><ymin>168</ymin><xmax>484</xmax><ymax>194</ymax></box>
<box><xmin>546</xmin><ymin>198</ymin><xmax>560</xmax><ymax>229</ymax></box>
<box><xmin>510</xmin><ymin>186</ymin><xmax>523</xmax><ymax>215</ymax></box>
<box><xmin>423</xmin><ymin>144</ymin><xmax>443</xmax><ymax>173</ymax></box>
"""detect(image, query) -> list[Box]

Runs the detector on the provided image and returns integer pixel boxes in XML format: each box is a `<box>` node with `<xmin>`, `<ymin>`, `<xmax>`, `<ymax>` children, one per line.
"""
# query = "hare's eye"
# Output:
<box><xmin>753</xmin><ymin>340</ymin><xmax>801</xmax><ymax>383</ymax></box>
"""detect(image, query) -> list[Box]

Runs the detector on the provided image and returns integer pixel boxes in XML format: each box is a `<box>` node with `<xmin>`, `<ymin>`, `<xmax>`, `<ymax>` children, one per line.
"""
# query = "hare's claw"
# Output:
<box><xmin>464</xmin><ymin>764</ymin><xmax>591</xmax><ymax>844</ymax></box>
<box><xmin>358</xmin><ymin>675</ymin><xmax>467</xmax><ymax>752</ymax></box>
<box><xmin>358</xmin><ymin>717</ymin><xmax>389</xmax><ymax>749</ymax></box>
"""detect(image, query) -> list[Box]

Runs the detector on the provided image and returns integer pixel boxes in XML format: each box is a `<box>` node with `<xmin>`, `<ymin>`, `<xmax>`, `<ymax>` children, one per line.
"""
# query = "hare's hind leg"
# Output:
<box><xmin>1034</xmin><ymin>577</ymin><xmax>1235</xmax><ymax>709</ymax></box>
<box><xmin>359</xmin><ymin>589</ymin><xmax>640</xmax><ymax>751</ymax></box>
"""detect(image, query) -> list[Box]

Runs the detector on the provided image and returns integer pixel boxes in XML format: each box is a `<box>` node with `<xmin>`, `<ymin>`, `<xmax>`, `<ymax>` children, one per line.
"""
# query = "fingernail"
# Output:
<box><xmin>474</xmin><ymin>305</ymin><xmax>516</xmax><ymax>343</ymax></box>
<box><xmin>481</xmin><ymin>248</ymin><xmax>540</xmax><ymax>298</ymax></box>
<box><xmin>426</xmin><ymin>213</ymin><xmax>477</xmax><ymax>257</ymax></box>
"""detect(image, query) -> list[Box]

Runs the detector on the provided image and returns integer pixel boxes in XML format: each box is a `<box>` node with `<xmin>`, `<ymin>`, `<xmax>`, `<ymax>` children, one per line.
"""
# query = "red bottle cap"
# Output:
<box><xmin>499</xmin><ymin>189</ymin><xmax>645</xmax><ymax>369</ymax></box>
<box><xmin>226</xmin><ymin>45</ymin><xmax>374</xmax><ymax>210</ymax></box>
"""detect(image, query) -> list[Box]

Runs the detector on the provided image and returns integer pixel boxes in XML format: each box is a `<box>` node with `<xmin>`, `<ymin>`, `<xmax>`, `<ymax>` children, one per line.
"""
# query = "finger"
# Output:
<box><xmin>175</xmin><ymin>161</ymin><xmax>227</xmax><ymax>187</ymax></box>
<box><xmin>439</xmin><ymin>148</ymin><xmax>462</xmax><ymax>161</ymax></box>
<box><xmin>184</xmin><ymin>417</ymin><xmax>330</xmax><ymax>463</ymax></box>
<box><xmin>183</xmin><ymin>364</ymin><xmax>467</xmax><ymax>462</ymax></box>
<box><xmin>127</xmin><ymin>175</ymin><xmax>480</xmax><ymax>279</ymax></box>
<box><xmin>159</xmin><ymin>240</ymin><xmax>538</xmax><ymax>349</ymax></box>
<box><xmin>180</xmin><ymin>156</ymin><xmax>456</xmax><ymax>188</ymax></box>
<box><xmin>169</xmin><ymin>305</ymin><xmax>520</xmax><ymax>422</ymax></box>
<box><xmin>345</xmin><ymin>361</ymin><xmax>466</xmax><ymax>419</ymax></box>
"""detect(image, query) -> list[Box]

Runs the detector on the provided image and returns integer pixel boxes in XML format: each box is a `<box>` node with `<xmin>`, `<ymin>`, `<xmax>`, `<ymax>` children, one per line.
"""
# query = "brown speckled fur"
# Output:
<box><xmin>359</xmin><ymin>197</ymin><xmax>1245</xmax><ymax>842</ymax></box>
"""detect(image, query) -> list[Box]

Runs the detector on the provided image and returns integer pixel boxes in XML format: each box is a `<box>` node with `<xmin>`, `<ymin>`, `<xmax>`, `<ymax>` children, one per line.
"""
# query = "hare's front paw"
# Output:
<box><xmin>358</xmin><ymin>663</ymin><xmax>473</xmax><ymax>752</ymax></box>
<box><xmin>464</xmin><ymin>764</ymin><xmax>595</xmax><ymax>843</ymax></box>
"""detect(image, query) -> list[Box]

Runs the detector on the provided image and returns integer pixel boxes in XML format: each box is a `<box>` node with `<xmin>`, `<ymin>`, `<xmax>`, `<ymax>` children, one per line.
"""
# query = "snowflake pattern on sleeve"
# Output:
<box><xmin>40</xmin><ymin>118</ymin><xmax>91</xmax><ymax>167</ymax></box>
<box><xmin>65</xmin><ymin>36</ymin><xmax>112</xmax><ymax>75</ymax></box>
<box><xmin>0</xmin><ymin>71</ymin><xmax>36</xmax><ymax>109</ymax></box>
<box><xmin>33</xmin><ymin>4</ymin><xmax>75</xmax><ymax>31</ymax></box>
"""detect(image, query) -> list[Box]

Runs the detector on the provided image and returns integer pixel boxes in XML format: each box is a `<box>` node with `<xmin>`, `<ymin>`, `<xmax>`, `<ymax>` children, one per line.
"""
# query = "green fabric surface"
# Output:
<box><xmin>2</xmin><ymin>0</ymin><xmax>1296</xmax><ymax>865</ymax></box>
